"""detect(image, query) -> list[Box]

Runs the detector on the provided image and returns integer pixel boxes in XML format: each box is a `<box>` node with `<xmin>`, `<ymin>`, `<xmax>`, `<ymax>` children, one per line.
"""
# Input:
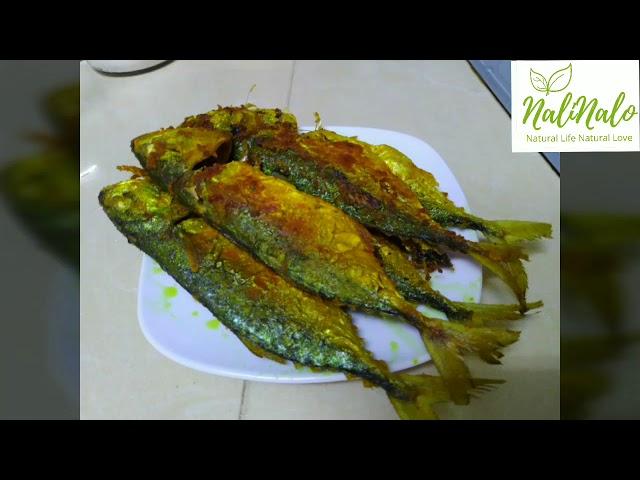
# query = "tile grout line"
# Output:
<box><xmin>238</xmin><ymin>60</ymin><xmax>297</xmax><ymax>421</ymax></box>
<box><xmin>238</xmin><ymin>380</ymin><xmax>248</xmax><ymax>420</ymax></box>
<box><xmin>285</xmin><ymin>60</ymin><xmax>297</xmax><ymax>109</ymax></box>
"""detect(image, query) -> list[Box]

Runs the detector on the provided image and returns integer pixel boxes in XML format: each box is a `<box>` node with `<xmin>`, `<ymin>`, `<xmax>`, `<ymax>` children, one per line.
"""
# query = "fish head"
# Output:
<box><xmin>99</xmin><ymin>177</ymin><xmax>190</xmax><ymax>237</ymax></box>
<box><xmin>130</xmin><ymin>127</ymin><xmax>232</xmax><ymax>189</ymax></box>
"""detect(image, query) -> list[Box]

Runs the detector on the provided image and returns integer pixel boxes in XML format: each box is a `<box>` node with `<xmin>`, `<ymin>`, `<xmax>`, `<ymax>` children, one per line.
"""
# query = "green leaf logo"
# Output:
<box><xmin>530</xmin><ymin>63</ymin><xmax>572</xmax><ymax>95</ymax></box>
<box><xmin>530</xmin><ymin>69</ymin><xmax>548</xmax><ymax>93</ymax></box>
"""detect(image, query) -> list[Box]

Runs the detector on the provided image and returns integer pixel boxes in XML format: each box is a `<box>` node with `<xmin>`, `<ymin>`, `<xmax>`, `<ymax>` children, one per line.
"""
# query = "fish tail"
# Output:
<box><xmin>435</xmin><ymin>320</ymin><xmax>521</xmax><ymax>364</ymax></box>
<box><xmin>405</xmin><ymin>310</ymin><xmax>519</xmax><ymax>404</ymax></box>
<box><xmin>468</xmin><ymin>242</ymin><xmax>530</xmax><ymax>311</ymax></box>
<box><xmin>483</xmin><ymin>220</ymin><xmax>553</xmax><ymax>244</ymax></box>
<box><xmin>388</xmin><ymin>374</ymin><xmax>503</xmax><ymax>420</ymax></box>
<box><xmin>452</xmin><ymin>300</ymin><xmax>544</xmax><ymax>326</ymax></box>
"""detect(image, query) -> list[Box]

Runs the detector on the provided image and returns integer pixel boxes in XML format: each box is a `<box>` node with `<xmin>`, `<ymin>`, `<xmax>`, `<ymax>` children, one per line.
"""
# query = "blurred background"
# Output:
<box><xmin>0</xmin><ymin>60</ymin><xmax>78</xmax><ymax>419</ymax></box>
<box><xmin>561</xmin><ymin>152</ymin><xmax>640</xmax><ymax>419</ymax></box>
<box><xmin>472</xmin><ymin>60</ymin><xmax>640</xmax><ymax>418</ymax></box>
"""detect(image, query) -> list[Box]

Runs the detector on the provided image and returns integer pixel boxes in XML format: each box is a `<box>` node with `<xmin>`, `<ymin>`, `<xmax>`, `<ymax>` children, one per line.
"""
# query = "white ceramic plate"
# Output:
<box><xmin>137</xmin><ymin>126</ymin><xmax>481</xmax><ymax>383</ymax></box>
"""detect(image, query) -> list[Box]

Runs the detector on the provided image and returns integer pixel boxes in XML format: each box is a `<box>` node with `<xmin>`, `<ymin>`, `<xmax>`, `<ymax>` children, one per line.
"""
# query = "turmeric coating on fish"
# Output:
<box><xmin>99</xmin><ymin>177</ymin><xmax>500</xmax><ymax>419</ymax></box>
<box><xmin>247</xmin><ymin>127</ymin><xmax>533</xmax><ymax>310</ymax></box>
<box><xmin>175</xmin><ymin>105</ymin><xmax>543</xmax><ymax>309</ymax></box>
<box><xmin>132</xmin><ymin>129</ymin><xmax>521</xmax><ymax>404</ymax></box>
<box><xmin>308</xmin><ymin>129</ymin><xmax>553</xmax><ymax>244</ymax></box>
<box><xmin>106</xmin><ymin>104</ymin><xmax>553</xmax><ymax>419</ymax></box>
<box><xmin>181</xmin><ymin>104</ymin><xmax>298</xmax><ymax>161</ymax></box>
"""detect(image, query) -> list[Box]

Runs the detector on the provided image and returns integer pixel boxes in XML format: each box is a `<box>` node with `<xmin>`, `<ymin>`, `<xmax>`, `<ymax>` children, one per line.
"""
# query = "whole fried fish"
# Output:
<box><xmin>309</xmin><ymin>129</ymin><xmax>553</xmax><ymax>244</ymax></box>
<box><xmin>132</xmin><ymin>128</ymin><xmax>519</xmax><ymax>404</ymax></box>
<box><xmin>99</xmin><ymin>176</ymin><xmax>499</xmax><ymax>419</ymax></box>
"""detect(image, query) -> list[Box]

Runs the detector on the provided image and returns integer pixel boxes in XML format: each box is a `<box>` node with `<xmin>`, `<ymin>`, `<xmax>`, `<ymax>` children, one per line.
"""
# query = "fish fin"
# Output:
<box><xmin>438</xmin><ymin>322</ymin><xmax>521</xmax><ymax>364</ymax></box>
<box><xmin>485</xmin><ymin>220</ymin><xmax>553</xmax><ymax>244</ymax></box>
<box><xmin>238</xmin><ymin>337</ymin><xmax>288</xmax><ymax>364</ymax></box>
<box><xmin>468</xmin><ymin>244</ymin><xmax>529</xmax><ymax>311</ymax></box>
<box><xmin>389</xmin><ymin>376</ymin><xmax>447</xmax><ymax>419</ymax></box>
<box><xmin>416</xmin><ymin>318</ymin><xmax>519</xmax><ymax>404</ymax></box>
<box><xmin>472</xmin><ymin>241</ymin><xmax>529</xmax><ymax>261</ymax></box>
<box><xmin>389</xmin><ymin>374</ymin><xmax>503</xmax><ymax>420</ymax></box>
<box><xmin>117</xmin><ymin>165</ymin><xmax>148</xmax><ymax>179</ymax></box>
<box><xmin>389</xmin><ymin>395</ymin><xmax>439</xmax><ymax>420</ymax></box>
<box><xmin>452</xmin><ymin>300</ymin><xmax>544</xmax><ymax>326</ymax></box>
<box><xmin>419</xmin><ymin>330</ymin><xmax>474</xmax><ymax>405</ymax></box>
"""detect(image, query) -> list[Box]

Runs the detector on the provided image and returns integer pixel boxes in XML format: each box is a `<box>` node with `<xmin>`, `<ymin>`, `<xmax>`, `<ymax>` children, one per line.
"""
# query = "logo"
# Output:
<box><xmin>512</xmin><ymin>60</ymin><xmax>639</xmax><ymax>152</ymax></box>
<box><xmin>530</xmin><ymin>63</ymin><xmax>572</xmax><ymax>96</ymax></box>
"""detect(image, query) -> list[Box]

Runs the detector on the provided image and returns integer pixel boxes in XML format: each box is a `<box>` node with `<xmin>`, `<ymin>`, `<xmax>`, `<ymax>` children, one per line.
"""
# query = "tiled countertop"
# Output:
<box><xmin>80</xmin><ymin>60</ymin><xmax>559</xmax><ymax>419</ymax></box>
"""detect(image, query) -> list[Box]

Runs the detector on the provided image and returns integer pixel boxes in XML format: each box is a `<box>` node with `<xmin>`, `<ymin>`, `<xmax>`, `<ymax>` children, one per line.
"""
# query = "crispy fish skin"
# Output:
<box><xmin>181</xmin><ymin>107</ymin><xmax>496</xmax><ymax>251</ymax></box>
<box><xmin>177</xmin><ymin>106</ymin><xmax>542</xmax><ymax>307</ymax></box>
<box><xmin>399</xmin><ymin>237</ymin><xmax>453</xmax><ymax>272</ymax></box>
<box><xmin>247</xmin><ymin>129</ymin><xmax>534</xmax><ymax>309</ymax></box>
<box><xmin>181</xmin><ymin>105</ymin><xmax>298</xmax><ymax>136</ymax></box>
<box><xmin>179</xmin><ymin>105</ymin><xmax>550</xmax><ymax>243</ymax></box>
<box><xmin>182</xmin><ymin>161</ymin><xmax>409</xmax><ymax>314</ymax></box>
<box><xmin>99</xmin><ymin>178</ymin><xmax>389</xmax><ymax>383</ymax></box>
<box><xmin>99</xmin><ymin>177</ymin><xmax>498</xmax><ymax>419</ymax></box>
<box><xmin>250</xmin><ymin>130</ymin><xmax>470</xmax><ymax>252</ymax></box>
<box><xmin>174</xmin><ymin>163</ymin><xmax>520</xmax><ymax>402</ymax></box>
<box><xmin>315</xmin><ymin>130</ymin><xmax>552</xmax><ymax>243</ymax></box>
<box><xmin>180</xmin><ymin>105</ymin><xmax>298</xmax><ymax>161</ymax></box>
<box><xmin>132</xmin><ymin>129</ymin><xmax>519</xmax><ymax>404</ymax></box>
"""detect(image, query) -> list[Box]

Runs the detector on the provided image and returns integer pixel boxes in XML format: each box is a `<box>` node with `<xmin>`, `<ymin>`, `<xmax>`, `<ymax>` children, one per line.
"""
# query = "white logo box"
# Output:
<box><xmin>511</xmin><ymin>60</ymin><xmax>639</xmax><ymax>152</ymax></box>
